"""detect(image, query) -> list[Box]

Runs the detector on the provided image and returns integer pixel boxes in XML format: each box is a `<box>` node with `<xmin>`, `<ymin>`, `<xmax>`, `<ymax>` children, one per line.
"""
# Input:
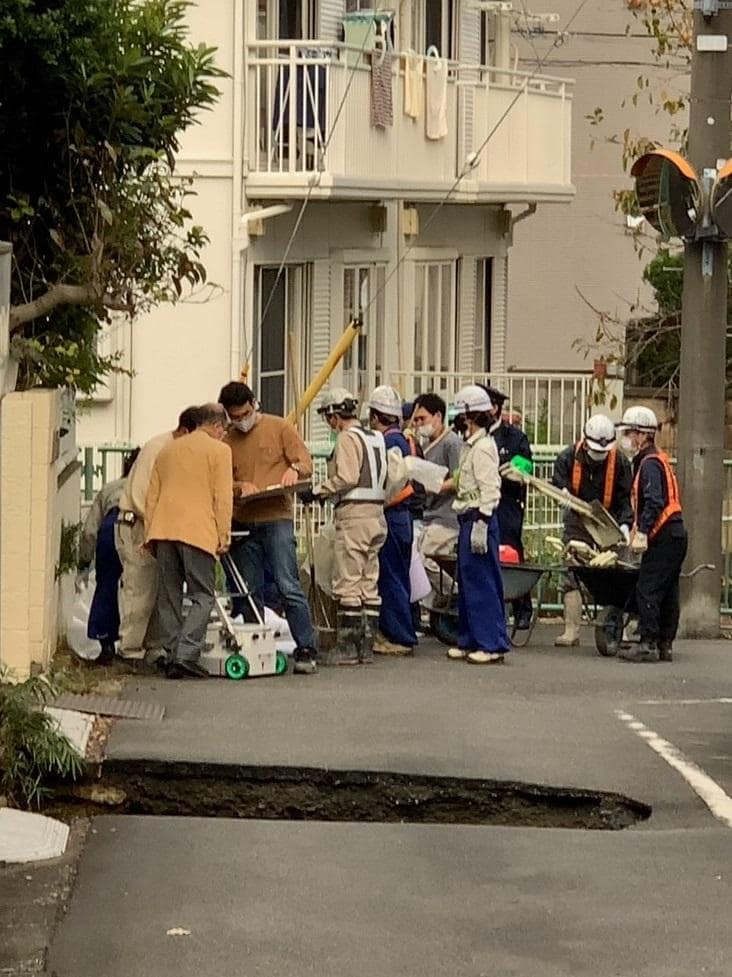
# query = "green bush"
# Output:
<box><xmin>0</xmin><ymin>672</ymin><xmax>84</xmax><ymax>809</ymax></box>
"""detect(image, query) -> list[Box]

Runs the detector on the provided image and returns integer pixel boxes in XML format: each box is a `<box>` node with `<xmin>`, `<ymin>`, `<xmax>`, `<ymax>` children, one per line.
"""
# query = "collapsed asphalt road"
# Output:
<box><xmin>38</xmin><ymin>631</ymin><xmax>732</xmax><ymax>976</ymax></box>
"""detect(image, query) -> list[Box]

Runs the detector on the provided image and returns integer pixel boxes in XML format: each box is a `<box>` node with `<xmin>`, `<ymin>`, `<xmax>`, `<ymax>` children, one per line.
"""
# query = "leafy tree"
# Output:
<box><xmin>0</xmin><ymin>0</ymin><xmax>223</xmax><ymax>391</ymax></box>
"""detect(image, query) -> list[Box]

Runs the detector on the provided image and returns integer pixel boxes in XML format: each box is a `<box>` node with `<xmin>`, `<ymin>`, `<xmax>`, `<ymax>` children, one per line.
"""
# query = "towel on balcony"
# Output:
<box><xmin>425</xmin><ymin>55</ymin><xmax>448</xmax><ymax>140</ymax></box>
<box><xmin>403</xmin><ymin>52</ymin><xmax>423</xmax><ymax>119</ymax></box>
<box><xmin>370</xmin><ymin>51</ymin><xmax>394</xmax><ymax>129</ymax></box>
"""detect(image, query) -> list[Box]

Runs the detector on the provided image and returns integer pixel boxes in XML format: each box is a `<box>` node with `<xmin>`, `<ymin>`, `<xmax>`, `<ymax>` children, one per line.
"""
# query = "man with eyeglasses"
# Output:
<box><xmin>218</xmin><ymin>381</ymin><xmax>318</xmax><ymax>675</ymax></box>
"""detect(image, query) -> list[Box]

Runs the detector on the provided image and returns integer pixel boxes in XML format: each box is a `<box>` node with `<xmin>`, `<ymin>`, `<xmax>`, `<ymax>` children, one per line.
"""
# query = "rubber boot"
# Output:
<box><xmin>360</xmin><ymin>604</ymin><xmax>380</xmax><ymax>664</ymax></box>
<box><xmin>554</xmin><ymin>590</ymin><xmax>582</xmax><ymax>647</ymax></box>
<box><xmin>658</xmin><ymin>640</ymin><xmax>673</xmax><ymax>663</ymax></box>
<box><xmin>333</xmin><ymin>606</ymin><xmax>361</xmax><ymax>666</ymax></box>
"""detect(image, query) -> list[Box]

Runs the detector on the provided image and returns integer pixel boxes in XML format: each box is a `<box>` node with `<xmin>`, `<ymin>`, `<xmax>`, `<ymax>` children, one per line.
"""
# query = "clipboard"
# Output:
<box><xmin>236</xmin><ymin>479</ymin><xmax>312</xmax><ymax>503</ymax></box>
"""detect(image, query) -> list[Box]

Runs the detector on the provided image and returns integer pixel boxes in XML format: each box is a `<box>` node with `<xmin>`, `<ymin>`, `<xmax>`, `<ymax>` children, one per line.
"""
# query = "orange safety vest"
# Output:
<box><xmin>570</xmin><ymin>442</ymin><xmax>617</xmax><ymax>510</ymax></box>
<box><xmin>632</xmin><ymin>451</ymin><xmax>682</xmax><ymax>540</ymax></box>
<box><xmin>386</xmin><ymin>432</ymin><xmax>417</xmax><ymax>509</ymax></box>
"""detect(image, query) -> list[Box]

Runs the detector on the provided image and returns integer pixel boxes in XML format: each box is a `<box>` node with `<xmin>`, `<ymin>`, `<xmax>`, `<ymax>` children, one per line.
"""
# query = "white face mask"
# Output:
<box><xmin>586</xmin><ymin>448</ymin><xmax>607</xmax><ymax>463</ymax></box>
<box><xmin>416</xmin><ymin>423</ymin><xmax>435</xmax><ymax>440</ymax></box>
<box><xmin>619</xmin><ymin>435</ymin><xmax>636</xmax><ymax>457</ymax></box>
<box><xmin>232</xmin><ymin>412</ymin><xmax>256</xmax><ymax>434</ymax></box>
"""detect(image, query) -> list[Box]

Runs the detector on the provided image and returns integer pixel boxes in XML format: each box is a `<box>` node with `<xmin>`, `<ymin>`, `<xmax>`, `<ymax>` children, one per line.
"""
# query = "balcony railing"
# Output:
<box><xmin>244</xmin><ymin>42</ymin><xmax>573</xmax><ymax>199</ymax></box>
<box><xmin>389</xmin><ymin>370</ymin><xmax>590</xmax><ymax>451</ymax></box>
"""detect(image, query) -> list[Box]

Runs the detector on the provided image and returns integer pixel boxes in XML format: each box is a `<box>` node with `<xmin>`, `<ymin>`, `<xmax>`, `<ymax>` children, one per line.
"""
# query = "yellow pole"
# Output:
<box><xmin>286</xmin><ymin>319</ymin><xmax>361</xmax><ymax>425</ymax></box>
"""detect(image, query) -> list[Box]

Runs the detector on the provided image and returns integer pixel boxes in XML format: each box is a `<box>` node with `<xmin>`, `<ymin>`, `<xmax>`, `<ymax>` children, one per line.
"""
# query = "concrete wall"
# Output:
<box><xmin>0</xmin><ymin>389</ymin><xmax>80</xmax><ymax>681</ymax></box>
<box><xmin>507</xmin><ymin>0</ymin><xmax>685</xmax><ymax>371</ymax></box>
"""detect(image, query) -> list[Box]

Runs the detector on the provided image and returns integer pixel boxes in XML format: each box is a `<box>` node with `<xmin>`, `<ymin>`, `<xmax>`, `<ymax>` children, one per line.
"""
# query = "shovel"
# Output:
<box><xmin>502</xmin><ymin>466</ymin><xmax>625</xmax><ymax>549</ymax></box>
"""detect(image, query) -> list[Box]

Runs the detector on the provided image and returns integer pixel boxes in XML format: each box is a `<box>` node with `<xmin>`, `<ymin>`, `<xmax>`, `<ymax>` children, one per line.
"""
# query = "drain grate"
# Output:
<box><xmin>48</xmin><ymin>761</ymin><xmax>652</xmax><ymax>831</ymax></box>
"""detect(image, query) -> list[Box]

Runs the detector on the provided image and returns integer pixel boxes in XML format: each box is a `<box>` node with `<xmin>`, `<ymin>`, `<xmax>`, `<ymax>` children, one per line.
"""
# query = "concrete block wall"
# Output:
<box><xmin>0</xmin><ymin>389</ymin><xmax>70</xmax><ymax>680</ymax></box>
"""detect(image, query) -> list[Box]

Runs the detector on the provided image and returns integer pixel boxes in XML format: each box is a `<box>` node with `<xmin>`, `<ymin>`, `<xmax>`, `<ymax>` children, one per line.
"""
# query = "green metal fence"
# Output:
<box><xmin>79</xmin><ymin>445</ymin><xmax>732</xmax><ymax>614</ymax></box>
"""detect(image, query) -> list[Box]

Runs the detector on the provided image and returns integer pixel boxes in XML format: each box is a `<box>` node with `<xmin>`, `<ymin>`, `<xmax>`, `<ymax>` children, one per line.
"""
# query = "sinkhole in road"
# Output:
<box><xmin>49</xmin><ymin>760</ymin><xmax>652</xmax><ymax>830</ymax></box>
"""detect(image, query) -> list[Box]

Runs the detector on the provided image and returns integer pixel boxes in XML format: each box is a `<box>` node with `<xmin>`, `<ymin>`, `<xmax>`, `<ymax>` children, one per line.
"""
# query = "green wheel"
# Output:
<box><xmin>225</xmin><ymin>654</ymin><xmax>249</xmax><ymax>680</ymax></box>
<box><xmin>275</xmin><ymin>651</ymin><xmax>288</xmax><ymax>675</ymax></box>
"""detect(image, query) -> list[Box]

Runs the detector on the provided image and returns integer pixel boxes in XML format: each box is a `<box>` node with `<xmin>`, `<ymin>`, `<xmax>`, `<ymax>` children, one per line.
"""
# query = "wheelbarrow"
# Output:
<box><xmin>573</xmin><ymin>561</ymin><xmax>715</xmax><ymax>657</ymax></box>
<box><xmin>422</xmin><ymin>555</ymin><xmax>547</xmax><ymax>649</ymax></box>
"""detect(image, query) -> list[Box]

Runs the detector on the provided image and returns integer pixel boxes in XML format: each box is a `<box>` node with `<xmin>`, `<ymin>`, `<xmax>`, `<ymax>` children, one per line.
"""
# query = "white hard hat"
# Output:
<box><xmin>367</xmin><ymin>384</ymin><xmax>402</xmax><ymax>418</ymax></box>
<box><xmin>617</xmin><ymin>405</ymin><xmax>658</xmax><ymax>433</ymax></box>
<box><xmin>317</xmin><ymin>387</ymin><xmax>358</xmax><ymax>416</ymax></box>
<box><xmin>452</xmin><ymin>384</ymin><xmax>493</xmax><ymax>415</ymax></box>
<box><xmin>583</xmin><ymin>414</ymin><xmax>616</xmax><ymax>453</ymax></box>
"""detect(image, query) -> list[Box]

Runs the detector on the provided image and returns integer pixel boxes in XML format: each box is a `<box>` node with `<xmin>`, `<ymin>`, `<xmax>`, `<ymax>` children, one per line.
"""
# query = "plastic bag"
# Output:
<box><xmin>66</xmin><ymin>575</ymin><xmax>101</xmax><ymax>661</ymax></box>
<box><xmin>311</xmin><ymin>523</ymin><xmax>336</xmax><ymax>597</ymax></box>
<box><xmin>409</xmin><ymin>544</ymin><xmax>432</xmax><ymax>602</ymax></box>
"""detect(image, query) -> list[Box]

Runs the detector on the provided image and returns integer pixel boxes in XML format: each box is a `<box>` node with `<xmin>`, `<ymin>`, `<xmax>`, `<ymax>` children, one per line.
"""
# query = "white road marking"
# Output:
<box><xmin>639</xmin><ymin>697</ymin><xmax>732</xmax><ymax>706</ymax></box>
<box><xmin>615</xmin><ymin>709</ymin><xmax>732</xmax><ymax>829</ymax></box>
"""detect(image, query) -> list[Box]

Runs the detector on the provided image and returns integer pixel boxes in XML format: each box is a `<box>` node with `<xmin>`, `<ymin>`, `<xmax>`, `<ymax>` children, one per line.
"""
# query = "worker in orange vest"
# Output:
<box><xmin>552</xmin><ymin>414</ymin><xmax>633</xmax><ymax>647</ymax></box>
<box><xmin>616</xmin><ymin>406</ymin><xmax>687</xmax><ymax>663</ymax></box>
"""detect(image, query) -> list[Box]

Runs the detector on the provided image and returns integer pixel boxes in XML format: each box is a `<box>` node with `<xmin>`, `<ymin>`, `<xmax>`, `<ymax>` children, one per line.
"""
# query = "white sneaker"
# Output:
<box><xmin>467</xmin><ymin>651</ymin><xmax>505</xmax><ymax>665</ymax></box>
<box><xmin>446</xmin><ymin>647</ymin><xmax>467</xmax><ymax>660</ymax></box>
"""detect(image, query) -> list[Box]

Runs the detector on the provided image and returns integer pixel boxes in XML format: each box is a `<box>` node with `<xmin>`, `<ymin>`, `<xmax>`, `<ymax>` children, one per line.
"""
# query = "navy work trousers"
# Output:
<box><xmin>378</xmin><ymin>506</ymin><xmax>417</xmax><ymax>647</ymax></box>
<box><xmin>457</xmin><ymin>513</ymin><xmax>509</xmax><ymax>653</ymax></box>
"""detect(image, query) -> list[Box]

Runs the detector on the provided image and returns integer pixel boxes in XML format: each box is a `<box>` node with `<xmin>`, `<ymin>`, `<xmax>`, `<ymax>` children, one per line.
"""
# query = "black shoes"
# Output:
<box><xmin>293</xmin><ymin>647</ymin><xmax>317</xmax><ymax>674</ymax></box>
<box><xmin>166</xmin><ymin>658</ymin><xmax>209</xmax><ymax>679</ymax></box>
<box><xmin>619</xmin><ymin>641</ymin><xmax>659</xmax><ymax>663</ymax></box>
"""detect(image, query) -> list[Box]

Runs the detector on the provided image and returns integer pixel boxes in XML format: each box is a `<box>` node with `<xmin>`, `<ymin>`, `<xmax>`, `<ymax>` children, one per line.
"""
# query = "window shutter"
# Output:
<box><xmin>309</xmin><ymin>259</ymin><xmax>332</xmax><ymax>441</ymax></box>
<box><xmin>457</xmin><ymin>258</ymin><xmax>477</xmax><ymax>373</ymax></box>
<box><xmin>319</xmin><ymin>0</ymin><xmax>345</xmax><ymax>43</ymax></box>
<box><xmin>491</xmin><ymin>255</ymin><xmax>508</xmax><ymax>373</ymax></box>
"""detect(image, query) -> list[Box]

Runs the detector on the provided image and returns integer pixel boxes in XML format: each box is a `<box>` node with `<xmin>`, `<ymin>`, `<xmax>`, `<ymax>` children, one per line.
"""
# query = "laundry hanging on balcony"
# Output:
<box><xmin>370</xmin><ymin>50</ymin><xmax>394</xmax><ymax>128</ymax></box>
<box><xmin>425</xmin><ymin>48</ymin><xmax>448</xmax><ymax>141</ymax></box>
<box><xmin>403</xmin><ymin>51</ymin><xmax>423</xmax><ymax>120</ymax></box>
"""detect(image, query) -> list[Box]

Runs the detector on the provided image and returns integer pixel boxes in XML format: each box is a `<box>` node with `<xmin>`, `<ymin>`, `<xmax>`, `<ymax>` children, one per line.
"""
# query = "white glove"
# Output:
<box><xmin>630</xmin><ymin>531</ymin><xmax>648</xmax><ymax>554</ymax></box>
<box><xmin>559</xmin><ymin>488</ymin><xmax>573</xmax><ymax>512</ymax></box>
<box><xmin>620</xmin><ymin>524</ymin><xmax>631</xmax><ymax>544</ymax></box>
<box><xmin>470</xmin><ymin>520</ymin><xmax>489</xmax><ymax>555</ymax></box>
<box><xmin>75</xmin><ymin>567</ymin><xmax>91</xmax><ymax>592</ymax></box>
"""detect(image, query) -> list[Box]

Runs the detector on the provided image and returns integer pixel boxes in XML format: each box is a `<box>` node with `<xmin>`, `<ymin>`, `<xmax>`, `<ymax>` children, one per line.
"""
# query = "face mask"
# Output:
<box><xmin>619</xmin><ymin>436</ymin><xmax>636</xmax><ymax>457</ymax></box>
<box><xmin>586</xmin><ymin>448</ymin><xmax>607</xmax><ymax>463</ymax></box>
<box><xmin>232</xmin><ymin>413</ymin><xmax>256</xmax><ymax>434</ymax></box>
<box><xmin>416</xmin><ymin>423</ymin><xmax>435</xmax><ymax>440</ymax></box>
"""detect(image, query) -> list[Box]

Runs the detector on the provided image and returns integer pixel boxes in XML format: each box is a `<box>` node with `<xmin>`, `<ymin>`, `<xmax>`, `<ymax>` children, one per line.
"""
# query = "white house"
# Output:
<box><xmin>78</xmin><ymin>0</ymin><xmax>586</xmax><ymax>462</ymax></box>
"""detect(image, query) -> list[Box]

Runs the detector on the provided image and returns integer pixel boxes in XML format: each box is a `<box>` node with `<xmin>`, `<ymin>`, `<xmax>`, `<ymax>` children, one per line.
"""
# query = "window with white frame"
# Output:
<box><xmin>342</xmin><ymin>263</ymin><xmax>386</xmax><ymax>404</ymax></box>
<box><xmin>474</xmin><ymin>257</ymin><xmax>493</xmax><ymax>372</ymax></box>
<box><xmin>254</xmin><ymin>264</ymin><xmax>311</xmax><ymax>421</ymax></box>
<box><xmin>413</xmin><ymin>260</ymin><xmax>456</xmax><ymax>378</ymax></box>
<box><xmin>257</xmin><ymin>0</ymin><xmax>317</xmax><ymax>39</ymax></box>
<box><xmin>412</xmin><ymin>0</ymin><xmax>454</xmax><ymax>57</ymax></box>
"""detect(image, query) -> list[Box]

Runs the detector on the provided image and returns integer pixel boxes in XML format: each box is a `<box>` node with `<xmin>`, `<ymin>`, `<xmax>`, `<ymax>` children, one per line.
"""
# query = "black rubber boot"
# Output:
<box><xmin>333</xmin><ymin>607</ymin><xmax>361</xmax><ymax>666</ymax></box>
<box><xmin>360</xmin><ymin>605</ymin><xmax>380</xmax><ymax>664</ymax></box>
<box><xmin>657</xmin><ymin>640</ymin><xmax>673</xmax><ymax>662</ymax></box>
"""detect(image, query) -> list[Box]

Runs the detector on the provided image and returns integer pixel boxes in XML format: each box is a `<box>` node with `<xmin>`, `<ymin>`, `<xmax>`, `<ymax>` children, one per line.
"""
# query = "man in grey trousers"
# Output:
<box><xmin>145</xmin><ymin>404</ymin><xmax>233</xmax><ymax>678</ymax></box>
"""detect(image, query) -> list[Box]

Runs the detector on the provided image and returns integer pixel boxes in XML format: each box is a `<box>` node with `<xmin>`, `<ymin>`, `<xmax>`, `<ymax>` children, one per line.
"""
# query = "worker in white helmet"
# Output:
<box><xmin>616</xmin><ymin>406</ymin><xmax>686</xmax><ymax>663</ymax></box>
<box><xmin>447</xmin><ymin>385</ymin><xmax>509</xmax><ymax>664</ymax></box>
<box><xmin>366</xmin><ymin>384</ymin><xmax>418</xmax><ymax>655</ymax></box>
<box><xmin>552</xmin><ymin>413</ymin><xmax>633</xmax><ymax>647</ymax></box>
<box><xmin>310</xmin><ymin>388</ymin><xmax>388</xmax><ymax>665</ymax></box>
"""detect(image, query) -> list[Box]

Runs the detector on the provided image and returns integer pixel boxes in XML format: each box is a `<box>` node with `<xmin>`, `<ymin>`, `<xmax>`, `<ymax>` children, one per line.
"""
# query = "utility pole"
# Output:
<box><xmin>677</xmin><ymin>0</ymin><xmax>732</xmax><ymax>637</ymax></box>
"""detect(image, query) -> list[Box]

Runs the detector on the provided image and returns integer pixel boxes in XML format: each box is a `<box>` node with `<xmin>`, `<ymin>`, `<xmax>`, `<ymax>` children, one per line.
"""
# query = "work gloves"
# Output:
<box><xmin>630</xmin><ymin>530</ymin><xmax>648</xmax><ymax>554</ymax></box>
<box><xmin>470</xmin><ymin>520</ymin><xmax>489</xmax><ymax>555</ymax></box>
<box><xmin>620</xmin><ymin>524</ymin><xmax>631</xmax><ymax>544</ymax></box>
<box><xmin>299</xmin><ymin>487</ymin><xmax>323</xmax><ymax>506</ymax></box>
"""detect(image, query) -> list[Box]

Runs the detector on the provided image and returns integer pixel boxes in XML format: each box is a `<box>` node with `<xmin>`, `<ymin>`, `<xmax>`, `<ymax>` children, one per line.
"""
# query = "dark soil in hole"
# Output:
<box><xmin>46</xmin><ymin>760</ymin><xmax>651</xmax><ymax>830</ymax></box>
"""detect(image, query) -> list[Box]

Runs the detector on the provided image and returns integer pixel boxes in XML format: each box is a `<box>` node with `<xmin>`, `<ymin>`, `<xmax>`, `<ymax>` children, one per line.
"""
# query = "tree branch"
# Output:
<box><xmin>9</xmin><ymin>283</ymin><xmax>134</xmax><ymax>332</ymax></box>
